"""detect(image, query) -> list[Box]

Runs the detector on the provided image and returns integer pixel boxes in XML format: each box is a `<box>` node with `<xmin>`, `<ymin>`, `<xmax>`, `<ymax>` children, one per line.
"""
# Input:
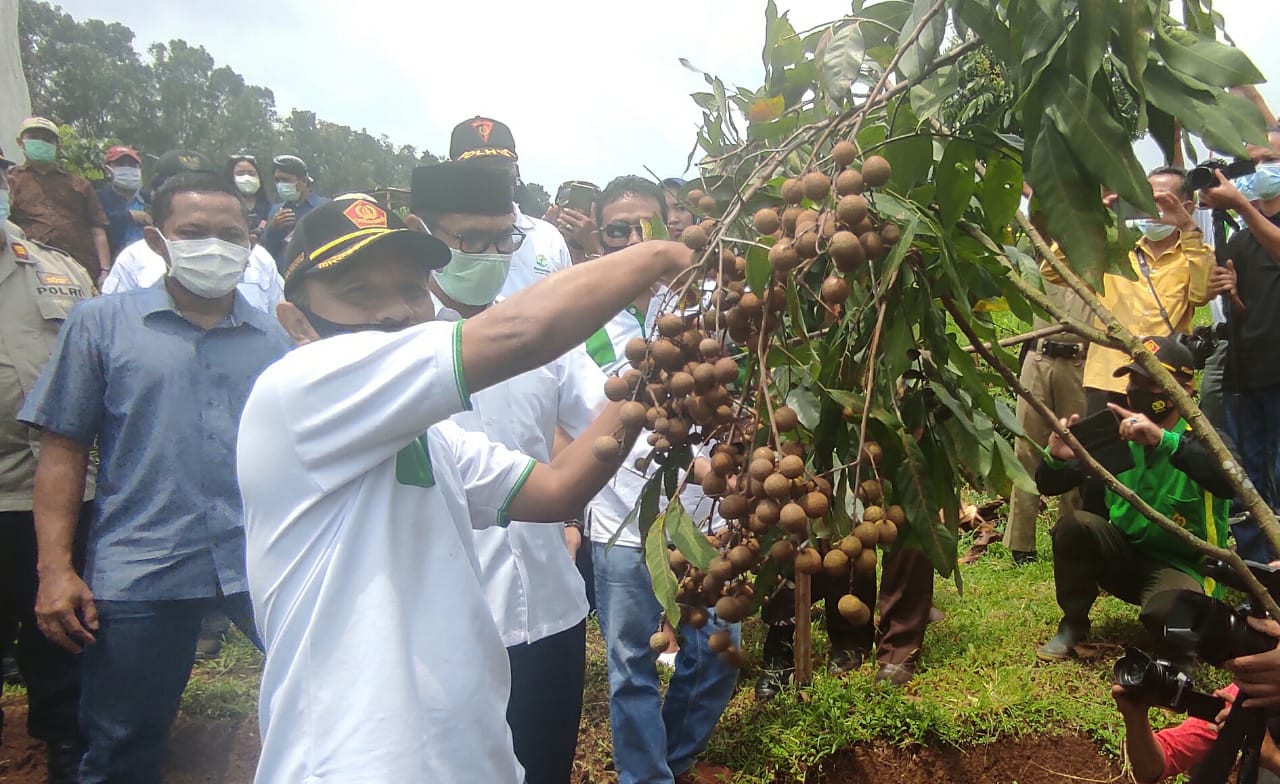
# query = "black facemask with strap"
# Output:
<box><xmin>1126</xmin><ymin>386</ymin><xmax>1174</xmax><ymax>421</ymax></box>
<box><xmin>297</xmin><ymin>305</ymin><xmax>408</xmax><ymax>339</ymax></box>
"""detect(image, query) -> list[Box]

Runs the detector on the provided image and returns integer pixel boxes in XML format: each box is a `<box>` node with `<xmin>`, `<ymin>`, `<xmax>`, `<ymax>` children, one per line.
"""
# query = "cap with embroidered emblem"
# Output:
<box><xmin>281</xmin><ymin>193</ymin><xmax>451</xmax><ymax>291</ymax></box>
<box><xmin>1112</xmin><ymin>335</ymin><xmax>1196</xmax><ymax>381</ymax></box>
<box><xmin>449</xmin><ymin>116</ymin><xmax>518</xmax><ymax>162</ymax></box>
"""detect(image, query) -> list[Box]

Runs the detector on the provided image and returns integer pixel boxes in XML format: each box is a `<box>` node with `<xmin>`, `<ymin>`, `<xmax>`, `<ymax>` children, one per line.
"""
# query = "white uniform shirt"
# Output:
<box><xmin>585</xmin><ymin>295</ymin><xmax>716</xmax><ymax>548</ymax></box>
<box><xmin>500</xmin><ymin>205</ymin><xmax>572</xmax><ymax>298</ymax></box>
<box><xmin>102</xmin><ymin>238</ymin><xmax>284</xmax><ymax>314</ymax></box>
<box><xmin>461</xmin><ymin>347</ymin><xmax>607</xmax><ymax>645</ymax></box>
<box><xmin>239</xmin><ymin>320</ymin><xmax>533</xmax><ymax>784</ymax></box>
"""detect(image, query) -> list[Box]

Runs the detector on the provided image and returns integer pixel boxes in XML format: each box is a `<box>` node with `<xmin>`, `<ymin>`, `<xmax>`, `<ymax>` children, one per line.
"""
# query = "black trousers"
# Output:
<box><xmin>507</xmin><ymin>620</ymin><xmax>587</xmax><ymax>784</ymax></box>
<box><xmin>0</xmin><ymin>506</ymin><xmax>89</xmax><ymax>743</ymax></box>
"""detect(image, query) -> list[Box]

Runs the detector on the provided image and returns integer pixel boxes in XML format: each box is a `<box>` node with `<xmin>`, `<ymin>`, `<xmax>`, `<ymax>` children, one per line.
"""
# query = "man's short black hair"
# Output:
<box><xmin>152</xmin><ymin>171</ymin><xmax>245</xmax><ymax>230</ymax></box>
<box><xmin>1147</xmin><ymin>165</ymin><xmax>1193</xmax><ymax>202</ymax></box>
<box><xmin>596</xmin><ymin>176</ymin><xmax>668</xmax><ymax>224</ymax></box>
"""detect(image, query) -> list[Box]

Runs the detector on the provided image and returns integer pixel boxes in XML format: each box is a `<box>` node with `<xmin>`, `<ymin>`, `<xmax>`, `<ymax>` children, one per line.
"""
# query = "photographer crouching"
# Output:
<box><xmin>1036</xmin><ymin>337</ymin><xmax>1236</xmax><ymax>661</ymax></box>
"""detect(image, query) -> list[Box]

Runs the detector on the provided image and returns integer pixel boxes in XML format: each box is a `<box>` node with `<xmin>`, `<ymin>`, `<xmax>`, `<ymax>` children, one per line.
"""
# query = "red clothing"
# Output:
<box><xmin>7</xmin><ymin>164</ymin><xmax>108</xmax><ymax>278</ymax></box>
<box><xmin>1154</xmin><ymin>683</ymin><xmax>1238</xmax><ymax>780</ymax></box>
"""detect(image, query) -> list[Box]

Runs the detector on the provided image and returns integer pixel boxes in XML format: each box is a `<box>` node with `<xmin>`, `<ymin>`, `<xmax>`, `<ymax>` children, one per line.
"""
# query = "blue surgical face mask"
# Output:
<box><xmin>22</xmin><ymin>138</ymin><xmax>57</xmax><ymax>165</ymax></box>
<box><xmin>276</xmin><ymin>181</ymin><xmax>300</xmax><ymax>202</ymax></box>
<box><xmin>1252</xmin><ymin>163</ymin><xmax>1280</xmax><ymax>201</ymax></box>
<box><xmin>1126</xmin><ymin>218</ymin><xmax>1177</xmax><ymax>242</ymax></box>
<box><xmin>1232</xmin><ymin>172</ymin><xmax>1261</xmax><ymax>202</ymax></box>
<box><xmin>435</xmin><ymin>249</ymin><xmax>512</xmax><ymax>306</ymax></box>
<box><xmin>110</xmin><ymin>165</ymin><xmax>142</xmax><ymax>192</ymax></box>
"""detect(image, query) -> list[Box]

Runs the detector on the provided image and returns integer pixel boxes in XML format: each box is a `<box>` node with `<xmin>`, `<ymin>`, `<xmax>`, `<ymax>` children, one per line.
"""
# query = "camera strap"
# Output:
<box><xmin>1134</xmin><ymin>247</ymin><xmax>1178</xmax><ymax>335</ymax></box>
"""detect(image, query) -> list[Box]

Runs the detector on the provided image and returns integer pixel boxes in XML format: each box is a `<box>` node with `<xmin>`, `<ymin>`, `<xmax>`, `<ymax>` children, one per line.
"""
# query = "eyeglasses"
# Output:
<box><xmin>434</xmin><ymin>226</ymin><xmax>527</xmax><ymax>254</ymax></box>
<box><xmin>601</xmin><ymin>221</ymin><xmax>646</xmax><ymax>244</ymax></box>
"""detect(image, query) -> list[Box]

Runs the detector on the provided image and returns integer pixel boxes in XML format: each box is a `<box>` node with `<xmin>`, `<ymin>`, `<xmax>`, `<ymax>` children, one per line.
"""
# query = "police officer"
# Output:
<box><xmin>1006</xmin><ymin>278</ymin><xmax>1092</xmax><ymax>565</ymax></box>
<box><xmin>0</xmin><ymin>146</ymin><xmax>95</xmax><ymax>782</ymax></box>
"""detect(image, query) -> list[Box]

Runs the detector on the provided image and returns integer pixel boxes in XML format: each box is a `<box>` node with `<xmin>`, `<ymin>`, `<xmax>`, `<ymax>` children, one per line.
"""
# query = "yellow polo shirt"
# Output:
<box><xmin>1083</xmin><ymin>230</ymin><xmax>1212</xmax><ymax>393</ymax></box>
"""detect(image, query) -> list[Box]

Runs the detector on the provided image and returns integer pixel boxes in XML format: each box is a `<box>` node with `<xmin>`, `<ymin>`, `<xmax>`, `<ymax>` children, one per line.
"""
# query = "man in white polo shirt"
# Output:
<box><xmin>409</xmin><ymin>162</ymin><xmax>604</xmax><ymax>783</ymax></box>
<box><xmin>448</xmin><ymin>116</ymin><xmax>572</xmax><ymax>296</ymax></box>
<box><xmin>238</xmin><ymin>194</ymin><xmax>693</xmax><ymax>783</ymax></box>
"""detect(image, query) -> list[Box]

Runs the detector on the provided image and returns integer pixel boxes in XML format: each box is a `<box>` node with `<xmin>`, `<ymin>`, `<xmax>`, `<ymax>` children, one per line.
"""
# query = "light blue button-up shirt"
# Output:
<box><xmin>19</xmin><ymin>281</ymin><xmax>291</xmax><ymax>600</ymax></box>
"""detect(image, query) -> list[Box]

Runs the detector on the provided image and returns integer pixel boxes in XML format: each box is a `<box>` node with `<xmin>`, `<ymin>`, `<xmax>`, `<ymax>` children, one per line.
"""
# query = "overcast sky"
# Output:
<box><xmin>52</xmin><ymin>0</ymin><xmax>1280</xmax><ymax>190</ymax></box>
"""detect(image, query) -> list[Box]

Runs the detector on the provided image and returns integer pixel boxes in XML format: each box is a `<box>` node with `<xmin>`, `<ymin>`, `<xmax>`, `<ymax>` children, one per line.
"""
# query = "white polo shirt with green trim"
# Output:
<box><xmin>239</xmin><ymin>320</ymin><xmax>536</xmax><ymax>784</ymax></box>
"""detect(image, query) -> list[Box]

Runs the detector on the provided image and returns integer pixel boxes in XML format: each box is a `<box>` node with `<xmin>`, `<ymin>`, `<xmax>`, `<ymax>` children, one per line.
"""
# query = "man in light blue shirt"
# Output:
<box><xmin>19</xmin><ymin>171</ymin><xmax>291</xmax><ymax>781</ymax></box>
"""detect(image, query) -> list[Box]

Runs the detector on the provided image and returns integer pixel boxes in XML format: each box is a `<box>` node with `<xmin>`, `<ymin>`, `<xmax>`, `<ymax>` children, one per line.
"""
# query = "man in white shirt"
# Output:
<box><xmin>238</xmin><ymin>193</ymin><xmax>694</xmax><ymax>784</ymax></box>
<box><xmin>447</xmin><ymin>116</ymin><xmax>572</xmax><ymax>297</ymax></box>
<box><xmin>99</xmin><ymin>149</ymin><xmax>284</xmax><ymax>313</ymax></box>
<box><xmin>585</xmin><ymin>176</ymin><xmax>739</xmax><ymax>784</ymax></box>
<box><xmin>409</xmin><ymin>162</ymin><xmax>605</xmax><ymax>783</ymax></box>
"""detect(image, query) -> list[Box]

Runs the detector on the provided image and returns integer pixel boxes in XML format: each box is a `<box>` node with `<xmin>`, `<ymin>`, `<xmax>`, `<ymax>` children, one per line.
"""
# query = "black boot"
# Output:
<box><xmin>753</xmin><ymin>667</ymin><xmax>792</xmax><ymax>701</ymax></box>
<box><xmin>46</xmin><ymin>739</ymin><xmax>83</xmax><ymax>784</ymax></box>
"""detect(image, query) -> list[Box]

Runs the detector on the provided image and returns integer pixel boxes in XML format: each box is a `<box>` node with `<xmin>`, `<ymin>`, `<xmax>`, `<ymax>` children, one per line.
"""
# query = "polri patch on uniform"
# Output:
<box><xmin>38</xmin><ymin>271</ymin><xmax>72</xmax><ymax>286</ymax></box>
<box><xmin>11</xmin><ymin>242</ymin><xmax>28</xmax><ymax>259</ymax></box>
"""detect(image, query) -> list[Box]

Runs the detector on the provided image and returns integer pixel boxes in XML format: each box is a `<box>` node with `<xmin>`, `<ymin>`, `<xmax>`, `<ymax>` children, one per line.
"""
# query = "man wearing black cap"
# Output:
<box><xmin>261</xmin><ymin>153</ymin><xmax>327</xmax><ymax>263</ymax></box>
<box><xmin>409</xmin><ymin>162</ymin><xmax>604</xmax><ymax>783</ymax></box>
<box><xmin>239</xmin><ymin>193</ymin><xmax>695</xmax><ymax>783</ymax></box>
<box><xmin>102</xmin><ymin>150</ymin><xmax>285</xmax><ymax>314</ymax></box>
<box><xmin>449</xmin><ymin>116</ymin><xmax>572</xmax><ymax>296</ymax></box>
<box><xmin>1035</xmin><ymin>335</ymin><xmax>1235</xmax><ymax>661</ymax></box>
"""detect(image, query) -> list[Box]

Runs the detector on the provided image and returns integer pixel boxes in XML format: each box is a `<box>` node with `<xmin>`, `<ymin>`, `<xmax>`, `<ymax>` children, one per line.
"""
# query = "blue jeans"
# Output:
<box><xmin>592</xmin><ymin>541</ymin><xmax>740</xmax><ymax>784</ymax></box>
<box><xmin>79</xmin><ymin>593</ymin><xmax>259</xmax><ymax>784</ymax></box>
<box><xmin>1226</xmin><ymin>385</ymin><xmax>1280</xmax><ymax>562</ymax></box>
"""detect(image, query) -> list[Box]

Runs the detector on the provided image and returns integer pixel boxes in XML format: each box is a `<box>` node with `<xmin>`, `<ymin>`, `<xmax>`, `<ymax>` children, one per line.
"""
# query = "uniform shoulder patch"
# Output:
<box><xmin>11</xmin><ymin>241</ymin><xmax>28</xmax><ymax>259</ymax></box>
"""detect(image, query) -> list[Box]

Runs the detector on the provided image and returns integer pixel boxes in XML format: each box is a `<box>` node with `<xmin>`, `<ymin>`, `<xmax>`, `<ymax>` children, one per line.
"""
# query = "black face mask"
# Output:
<box><xmin>1126</xmin><ymin>386</ymin><xmax>1173</xmax><ymax>420</ymax></box>
<box><xmin>297</xmin><ymin>305</ymin><xmax>408</xmax><ymax>339</ymax></box>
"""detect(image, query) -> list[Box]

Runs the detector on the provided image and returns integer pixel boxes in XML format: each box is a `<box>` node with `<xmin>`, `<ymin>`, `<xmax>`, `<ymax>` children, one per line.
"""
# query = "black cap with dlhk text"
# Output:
<box><xmin>449</xmin><ymin>116</ymin><xmax>518</xmax><ymax>162</ymax></box>
<box><xmin>1113</xmin><ymin>335</ymin><xmax>1197</xmax><ymax>382</ymax></box>
<box><xmin>281</xmin><ymin>194</ymin><xmax>451</xmax><ymax>292</ymax></box>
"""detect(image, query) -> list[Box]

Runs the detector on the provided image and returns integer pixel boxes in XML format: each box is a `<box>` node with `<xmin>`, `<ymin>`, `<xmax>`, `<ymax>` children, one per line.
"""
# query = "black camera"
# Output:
<box><xmin>1177</xmin><ymin>324</ymin><xmax>1227</xmax><ymax>370</ymax></box>
<box><xmin>1114</xmin><ymin>647</ymin><xmax>1226</xmax><ymax>720</ymax></box>
<box><xmin>1190</xmin><ymin>159</ymin><xmax>1257</xmax><ymax>191</ymax></box>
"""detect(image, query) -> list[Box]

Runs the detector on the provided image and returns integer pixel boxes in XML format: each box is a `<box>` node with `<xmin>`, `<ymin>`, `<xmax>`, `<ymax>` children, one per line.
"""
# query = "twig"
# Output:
<box><xmin>959</xmin><ymin>323</ymin><xmax>1074</xmax><ymax>354</ymax></box>
<box><xmin>944</xmin><ymin>296</ymin><xmax>1280</xmax><ymax>619</ymax></box>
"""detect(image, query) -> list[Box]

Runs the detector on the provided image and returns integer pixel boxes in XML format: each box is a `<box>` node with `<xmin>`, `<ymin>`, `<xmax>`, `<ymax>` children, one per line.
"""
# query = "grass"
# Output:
<box><xmin>4</xmin><ymin>505</ymin><xmax>1230</xmax><ymax>783</ymax></box>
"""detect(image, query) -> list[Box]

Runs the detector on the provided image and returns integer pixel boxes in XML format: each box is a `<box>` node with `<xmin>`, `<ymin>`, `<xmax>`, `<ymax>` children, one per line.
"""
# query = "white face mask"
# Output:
<box><xmin>234</xmin><ymin>173</ymin><xmax>261</xmax><ymax>196</ymax></box>
<box><xmin>161</xmin><ymin>234</ymin><xmax>251</xmax><ymax>299</ymax></box>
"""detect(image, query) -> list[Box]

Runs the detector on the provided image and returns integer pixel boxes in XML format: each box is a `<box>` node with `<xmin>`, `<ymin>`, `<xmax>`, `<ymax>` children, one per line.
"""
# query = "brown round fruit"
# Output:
<box><xmin>794</xmin><ymin>548</ymin><xmax>823</xmax><ymax>575</ymax></box>
<box><xmin>593</xmin><ymin>435</ymin><xmax>623</xmax><ymax>461</ymax></box>
<box><xmin>773</xmin><ymin>406</ymin><xmax>799</xmax><ymax>432</ymax></box>
<box><xmin>620</xmin><ymin>401</ymin><xmax>647</xmax><ymax>429</ymax></box>
<box><xmin>651</xmin><ymin>630</ymin><xmax>674</xmax><ymax>653</ymax></box>
<box><xmin>837</xmin><ymin>594</ymin><xmax>871</xmax><ymax>626</ymax></box>
<box><xmin>657</xmin><ymin>314</ymin><xmax>685</xmax><ymax>338</ymax></box>
<box><xmin>687</xmin><ymin>188</ymin><xmax>707</xmax><ymax>204</ymax></box>
<box><xmin>793</xmin><ymin>230</ymin><xmax>819</xmax><ymax>260</ymax></box>
<box><xmin>820</xmin><ymin>276</ymin><xmax>850</xmax><ymax>306</ymax></box>
<box><xmin>835</xmin><ymin>168</ymin><xmax>865</xmax><ymax>196</ymax></box>
<box><xmin>838</xmin><ymin>535</ymin><xmax>864</xmax><ymax>559</ymax></box>
<box><xmin>853</xmin><ymin>521</ymin><xmax>879</xmax><ymax>549</ymax></box>
<box><xmin>886</xmin><ymin>504</ymin><xmax>906</xmax><ymax>526</ymax></box>
<box><xmin>693</xmin><ymin>363</ymin><xmax>717</xmax><ymax>392</ymax></box>
<box><xmin>604</xmin><ymin>376</ymin><xmax>630</xmax><ymax>402</ymax></box>
<box><xmin>778</xmin><ymin>454</ymin><xmax>805</xmax><ymax>480</ymax></box>
<box><xmin>858</xmin><ymin>479</ymin><xmax>884</xmax><ymax>503</ymax></box>
<box><xmin>698</xmin><ymin>338</ymin><xmax>723</xmax><ymax>361</ymax></box>
<box><xmin>701</xmin><ymin>473</ymin><xmax>727</xmax><ymax>496</ymax></box>
<box><xmin>715</xmin><ymin>595</ymin><xmax>747</xmax><ymax>623</ymax></box>
<box><xmin>781</xmin><ymin>177</ymin><xmax>805</xmax><ymax>205</ymax></box>
<box><xmin>764</xmin><ymin>472</ymin><xmax>793</xmax><ymax>500</ymax></box>
<box><xmin>854</xmin><ymin>547</ymin><xmax>877</xmax><ymax>575</ymax></box>
<box><xmin>861</xmin><ymin>155</ymin><xmax>892</xmax><ymax>188</ymax></box>
<box><xmin>684</xmin><ymin>605</ymin><xmax>709</xmax><ymax>629</ymax></box>
<box><xmin>749</xmin><ymin>457</ymin><xmax>775</xmax><ymax>481</ymax></box>
<box><xmin>697</xmin><ymin>195</ymin><xmax>717</xmax><ymax>214</ymax></box>
<box><xmin>800</xmin><ymin>492</ymin><xmax>830</xmax><ymax>519</ymax></box>
<box><xmin>753</xmin><ymin>208</ymin><xmax>781</xmax><ymax>235</ymax></box>
<box><xmin>719</xmin><ymin>493</ymin><xmax>750</xmax><ymax>520</ymax></box>
<box><xmin>669</xmin><ymin>549</ymin><xmax>689</xmax><ymax>573</ymax></box>
<box><xmin>877</xmin><ymin>520</ymin><xmax>899</xmax><ymax>547</ymax></box>
<box><xmin>651</xmin><ymin>339</ymin><xmax>683</xmax><ymax>370</ymax></box>
<box><xmin>769</xmin><ymin>241</ymin><xmax>800</xmax><ymax>272</ymax></box>
<box><xmin>710</xmin><ymin>451</ymin><xmax>735</xmax><ymax>476</ymax></box>
<box><xmin>836</xmin><ymin>194</ymin><xmax>869</xmax><ymax>227</ymax></box>
<box><xmin>802</xmin><ymin>171</ymin><xmax>831</xmax><ymax>201</ymax></box>
<box><xmin>708</xmin><ymin>556</ymin><xmax>734</xmax><ymax>582</ymax></box>
<box><xmin>881</xmin><ymin>223</ymin><xmax>901</xmax><ymax>245</ymax></box>
<box><xmin>755</xmin><ymin>498</ymin><xmax>781</xmax><ymax>526</ymax></box>
<box><xmin>823</xmin><ymin>549</ymin><xmax>850</xmax><ymax>577</ymax></box>
<box><xmin>832</xmin><ymin>140</ymin><xmax>858</xmax><ymax>167</ymax></box>
<box><xmin>708</xmin><ymin>629</ymin><xmax>732</xmax><ymax>653</ymax></box>
<box><xmin>714</xmin><ymin>357</ymin><xmax>739</xmax><ymax>384</ymax></box>
<box><xmin>780</xmin><ymin>502</ymin><xmax>808</xmax><ymax>534</ymax></box>
<box><xmin>752</xmin><ymin>446</ymin><xmax>777</xmax><ymax>462</ymax></box>
<box><xmin>770</xmin><ymin>538</ymin><xmax>797</xmax><ymax>562</ymax></box>
<box><xmin>859</xmin><ymin>231</ymin><xmax>885</xmax><ymax>261</ymax></box>
<box><xmin>681</xmin><ymin>225</ymin><xmax>708</xmax><ymax>251</ymax></box>
<box><xmin>863</xmin><ymin>505</ymin><xmax>884</xmax><ymax>524</ymax></box>
<box><xmin>728</xmin><ymin>544</ymin><xmax>755</xmax><ymax>573</ymax></box>
<box><xmin>738</xmin><ymin>292</ymin><xmax>763</xmax><ymax>318</ymax></box>
<box><xmin>624</xmin><ymin>337</ymin><xmax>648</xmax><ymax>363</ymax></box>
<box><xmin>861</xmin><ymin>441</ymin><xmax>884</xmax><ymax>465</ymax></box>
<box><xmin>829</xmin><ymin>230</ymin><xmax>867</xmax><ymax>272</ymax></box>
<box><xmin>669</xmin><ymin>371</ymin><xmax>695</xmax><ymax>397</ymax></box>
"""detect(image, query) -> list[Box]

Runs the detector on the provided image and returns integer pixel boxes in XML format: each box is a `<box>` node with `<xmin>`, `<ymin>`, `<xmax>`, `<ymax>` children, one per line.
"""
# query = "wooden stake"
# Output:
<box><xmin>794</xmin><ymin>570</ymin><xmax>813</xmax><ymax>685</ymax></box>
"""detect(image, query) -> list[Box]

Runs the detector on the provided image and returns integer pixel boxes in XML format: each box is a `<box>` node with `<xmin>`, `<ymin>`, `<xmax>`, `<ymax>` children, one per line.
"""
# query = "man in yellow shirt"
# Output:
<box><xmin>1083</xmin><ymin>167</ymin><xmax>1212</xmax><ymax>413</ymax></box>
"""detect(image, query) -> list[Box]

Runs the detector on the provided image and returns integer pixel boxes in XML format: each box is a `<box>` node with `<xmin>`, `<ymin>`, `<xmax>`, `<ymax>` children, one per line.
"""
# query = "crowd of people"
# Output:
<box><xmin>2</xmin><ymin>90</ymin><xmax>1280</xmax><ymax>784</ymax></box>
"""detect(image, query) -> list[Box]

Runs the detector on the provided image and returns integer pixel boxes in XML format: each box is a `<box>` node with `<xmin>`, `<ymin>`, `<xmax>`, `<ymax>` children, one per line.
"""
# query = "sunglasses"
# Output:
<box><xmin>601</xmin><ymin>221</ymin><xmax>646</xmax><ymax>243</ymax></box>
<box><xmin>230</xmin><ymin>153</ymin><xmax>257</xmax><ymax>163</ymax></box>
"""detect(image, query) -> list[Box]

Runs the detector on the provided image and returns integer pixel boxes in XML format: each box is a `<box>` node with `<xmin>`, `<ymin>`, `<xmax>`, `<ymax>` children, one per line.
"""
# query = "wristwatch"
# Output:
<box><xmin>564</xmin><ymin>519</ymin><xmax>584</xmax><ymax>533</ymax></box>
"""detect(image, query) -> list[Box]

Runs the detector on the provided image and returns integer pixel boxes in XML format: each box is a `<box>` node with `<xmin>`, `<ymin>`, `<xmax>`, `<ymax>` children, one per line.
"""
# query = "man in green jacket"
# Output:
<box><xmin>1036</xmin><ymin>336</ymin><xmax>1234</xmax><ymax>661</ymax></box>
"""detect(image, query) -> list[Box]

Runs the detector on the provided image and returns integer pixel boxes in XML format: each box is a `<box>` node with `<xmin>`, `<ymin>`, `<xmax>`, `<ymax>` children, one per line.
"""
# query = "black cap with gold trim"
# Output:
<box><xmin>449</xmin><ymin>116</ymin><xmax>518</xmax><ymax>162</ymax></box>
<box><xmin>281</xmin><ymin>193</ymin><xmax>451</xmax><ymax>292</ymax></box>
<box><xmin>1113</xmin><ymin>335</ymin><xmax>1197</xmax><ymax>382</ymax></box>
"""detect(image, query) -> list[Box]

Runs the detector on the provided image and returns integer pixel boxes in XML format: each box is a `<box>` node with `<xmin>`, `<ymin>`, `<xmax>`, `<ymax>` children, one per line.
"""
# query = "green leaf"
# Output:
<box><xmin>1154</xmin><ymin>28</ymin><xmax>1264</xmax><ymax>87</ymax></box>
<box><xmin>980</xmin><ymin>155</ymin><xmax>1024</xmax><ymax>237</ymax></box>
<box><xmin>936</xmin><ymin>139</ymin><xmax>977</xmax><ymax>230</ymax></box>
<box><xmin>786</xmin><ymin>386</ymin><xmax>822</xmax><ymax>431</ymax></box>
<box><xmin>951</xmin><ymin>0</ymin><xmax>1012</xmax><ymax>61</ymax></box>
<box><xmin>896</xmin><ymin>0</ymin><xmax>946</xmax><ymax>81</ymax></box>
<box><xmin>1027</xmin><ymin>120</ymin><xmax>1109</xmax><ymax>287</ymax></box>
<box><xmin>665</xmin><ymin>497</ymin><xmax>718</xmax><ymax>570</ymax></box>
<box><xmin>1044</xmin><ymin>74</ymin><xmax>1154</xmax><ymax>214</ymax></box>
<box><xmin>1110</xmin><ymin>0</ymin><xmax>1153</xmax><ymax>84</ymax></box>
<box><xmin>745</xmin><ymin>243</ymin><xmax>772</xmax><ymax>295</ymax></box>
<box><xmin>1218</xmin><ymin>92</ymin><xmax>1270</xmax><ymax>148</ymax></box>
<box><xmin>610</xmin><ymin>471</ymin><xmax>662</xmax><ymax>551</ymax></box>
<box><xmin>643</xmin><ymin>509</ymin><xmax>682</xmax><ymax>629</ymax></box>
<box><xmin>1143</xmin><ymin>64</ymin><xmax>1250</xmax><ymax>157</ymax></box>
<box><xmin>1066</xmin><ymin>0</ymin><xmax>1112</xmax><ymax>84</ymax></box>
<box><xmin>993</xmin><ymin>433</ymin><xmax>1037</xmax><ymax>494</ymax></box>
<box><xmin>817</xmin><ymin>20</ymin><xmax>867</xmax><ymax>112</ymax></box>
<box><xmin>895</xmin><ymin>430</ymin><xmax>956</xmax><ymax>577</ymax></box>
